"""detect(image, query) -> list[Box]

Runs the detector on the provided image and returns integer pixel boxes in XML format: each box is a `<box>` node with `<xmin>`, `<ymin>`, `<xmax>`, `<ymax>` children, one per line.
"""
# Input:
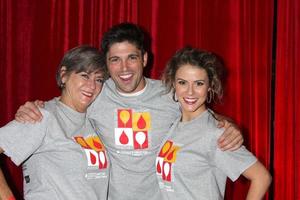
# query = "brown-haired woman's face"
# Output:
<box><xmin>61</xmin><ymin>70</ymin><xmax>104</xmax><ymax>112</ymax></box>
<box><xmin>175</xmin><ymin>64</ymin><xmax>210</xmax><ymax>121</ymax></box>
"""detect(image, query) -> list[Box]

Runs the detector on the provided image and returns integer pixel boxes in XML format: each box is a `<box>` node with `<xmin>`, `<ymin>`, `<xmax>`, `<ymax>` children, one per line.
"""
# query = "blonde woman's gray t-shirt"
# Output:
<box><xmin>156</xmin><ymin>110</ymin><xmax>257</xmax><ymax>200</ymax></box>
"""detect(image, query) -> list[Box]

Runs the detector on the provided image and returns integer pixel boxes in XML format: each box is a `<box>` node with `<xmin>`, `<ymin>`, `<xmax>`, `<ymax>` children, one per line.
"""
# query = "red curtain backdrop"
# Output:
<box><xmin>1</xmin><ymin>0</ymin><xmax>297</xmax><ymax>199</ymax></box>
<box><xmin>274</xmin><ymin>0</ymin><xmax>300</xmax><ymax>199</ymax></box>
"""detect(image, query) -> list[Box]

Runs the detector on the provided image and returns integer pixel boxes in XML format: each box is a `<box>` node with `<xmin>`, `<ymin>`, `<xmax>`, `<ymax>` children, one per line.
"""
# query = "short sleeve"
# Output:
<box><xmin>213</xmin><ymin>145</ymin><xmax>257</xmax><ymax>181</ymax></box>
<box><xmin>0</xmin><ymin>109</ymin><xmax>51</xmax><ymax>165</ymax></box>
<box><xmin>208</xmin><ymin>126</ymin><xmax>257</xmax><ymax>182</ymax></box>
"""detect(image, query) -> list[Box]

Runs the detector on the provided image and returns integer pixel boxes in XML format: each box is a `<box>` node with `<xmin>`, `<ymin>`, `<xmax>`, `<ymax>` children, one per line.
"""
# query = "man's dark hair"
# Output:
<box><xmin>101</xmin><ymin>22</ymin><xmax>145</xmax><ymax>57</ymax></box>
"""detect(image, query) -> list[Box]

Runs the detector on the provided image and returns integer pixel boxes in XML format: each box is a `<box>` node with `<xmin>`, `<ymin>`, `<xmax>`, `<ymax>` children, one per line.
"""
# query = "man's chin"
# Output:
<box><xmin>116</xmin><ymin>85</ymin><xmax>137</xmax><ymax>94</ymax></box>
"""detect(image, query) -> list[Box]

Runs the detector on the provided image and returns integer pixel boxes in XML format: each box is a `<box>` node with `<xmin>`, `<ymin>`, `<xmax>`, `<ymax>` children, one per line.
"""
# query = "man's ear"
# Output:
<box><xmin>142</xmin><ymin>52</ymin><xmax>148</xmax><ymax>67</ymax></box>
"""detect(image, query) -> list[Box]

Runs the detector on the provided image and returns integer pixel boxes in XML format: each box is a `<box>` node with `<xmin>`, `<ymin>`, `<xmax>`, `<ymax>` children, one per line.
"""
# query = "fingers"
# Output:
<box><xmin>218</xmin><ymin>134</ymin><xmax>244</xmax><ymax>151</ymax></box>
<box><xmin>218</xmin><ymin>123</ymin><xmax>244</xmax><ymax>151</ymax></box>
<box><xmin>14</xmin><ymin>102</ymin><xmax>43</xmax><ymax>123</ymax></box>
<box><xmin>229</xmin><ymin>138</ymin><xmax>244</xmax><ymax>151</ymax></box>
<box><xmin>217</xmin><ymin>120</ymin><xmax>225</xmax><ymax>128</ymax></box>
<box><xmin>217</xmin><ymin>122</ymin><xmax>233</xmax><ymax>143</ymax></box>
<box><xmin>24</xmin><ymin>101</ymin><xmax>43</xmax><ymax>117</ymax></box>
<box><xmin>15</xmin><ymin>111</ymin><xmax>26</xmax><ymax>123</ymax></box>
<box><xmin>34</xmin><ymin>100</ymin><xmax>45</xmax><ymax>108</ymax></box>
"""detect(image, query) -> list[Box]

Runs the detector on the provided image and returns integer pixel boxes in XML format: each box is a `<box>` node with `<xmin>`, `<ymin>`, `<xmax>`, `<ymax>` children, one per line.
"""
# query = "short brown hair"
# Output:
<box><xmin>56</xmin><ymin>45</ymin><xmax>108</xmax><ymax>89</ymax></box>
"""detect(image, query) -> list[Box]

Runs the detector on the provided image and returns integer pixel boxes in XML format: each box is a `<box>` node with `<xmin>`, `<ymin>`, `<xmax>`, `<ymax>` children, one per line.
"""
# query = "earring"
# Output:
<box><xmin>60</xmin><ymin>82</ymin><xmax>65</xmax><ymax>89</ymax></box>
<box><xmin>206</xmin><ymin>90</ymin><xmax>213</xmax><ymax>103</ymax></box>
<box><xmin>172</xmin><ymin>92</ymin><xmax>178</xmax><ymax>102</ymax></box>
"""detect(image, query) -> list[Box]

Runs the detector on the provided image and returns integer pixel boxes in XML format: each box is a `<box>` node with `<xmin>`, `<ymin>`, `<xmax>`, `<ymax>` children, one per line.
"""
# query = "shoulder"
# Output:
<box><xmin>195</xmin><ymin>111</ymin><xmax>224</xmax><ymax>139</ymax></box>
<box><xmin>102</xmin><ymin>78</ymin><xmax>115</xmax><ymax>92</ymax></box>
<box><xmin>40</xmin><ymin>98</ymin><xmax>59</xmax><ymax>123</ymax></box>
<box><xmin>145</xmin><ymin>78</ymin><xmax>179</xmax><ymax>110</ymax></box>
<box><xmin>145</xmin><ymin>78</ymin><xmax>172</xmax><ymax>99</ymax></box>
<box><xmin>145</xmin><ymin>78</ymin><xmax>165</xmax><ymax>89</ymax></box>
<box><xmin>199</xmin><ymin>111</ymin><xmax>223</xmax><ymax>130</ymax></box>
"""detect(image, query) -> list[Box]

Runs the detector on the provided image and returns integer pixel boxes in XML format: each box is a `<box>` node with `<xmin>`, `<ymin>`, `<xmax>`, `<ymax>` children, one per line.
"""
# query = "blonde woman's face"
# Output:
<box><xmin>174</xmin><ymin>64</ymin><xmax>210</xmax><ymax>121</ymax></box>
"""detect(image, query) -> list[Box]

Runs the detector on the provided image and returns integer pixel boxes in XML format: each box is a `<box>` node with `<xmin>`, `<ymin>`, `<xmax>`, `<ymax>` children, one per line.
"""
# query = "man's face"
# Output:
<box><xmin>106</xmin><ymin>41</ymin><xmax>147</xmax><ymax>93</ymax></box>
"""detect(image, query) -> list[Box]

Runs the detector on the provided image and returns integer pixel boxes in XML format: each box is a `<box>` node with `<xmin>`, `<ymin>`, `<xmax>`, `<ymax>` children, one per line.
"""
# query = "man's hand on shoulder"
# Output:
<box><xmin>15</xmin><ymin>100</ymin><xmax>45</xmax><ymax>123</ymax></box>
<box><xmin>214</xmin><ymin>113</ymin><xmax>244</xmax><ymax>151</ymax></box>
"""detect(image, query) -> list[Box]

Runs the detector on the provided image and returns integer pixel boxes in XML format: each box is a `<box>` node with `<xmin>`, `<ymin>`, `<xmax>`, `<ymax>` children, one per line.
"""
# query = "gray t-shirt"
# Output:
<box><xmin>0</xmin><ymin>98</ymin><xmax>109</xmax><ymax>200</ymax></box>
<box><xmin>88</xmin><ymin>78</ymin><xmax>180</xmax><ymax>200</ymax></box>
<box><xmin>156</xmin><ymin>110</ymin><xmax>257</xmax><ymax>200</ymax></box>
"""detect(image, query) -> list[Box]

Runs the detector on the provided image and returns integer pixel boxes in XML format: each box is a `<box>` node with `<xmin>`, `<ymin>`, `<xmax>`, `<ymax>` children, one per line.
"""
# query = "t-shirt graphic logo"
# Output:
<box><xmin>115</xmin><ymin>109</ymin><xmax>151</xmax><ymax>149</ymax></box>
<box><xmin>74</xmin><ymin>135</ymin><xmax>108</xmax><ymax>169</ymax></box>
<box><xmin>156</xmin><ymin>140</ymin><xmax>180</xmax><ymax>182</ymax></box>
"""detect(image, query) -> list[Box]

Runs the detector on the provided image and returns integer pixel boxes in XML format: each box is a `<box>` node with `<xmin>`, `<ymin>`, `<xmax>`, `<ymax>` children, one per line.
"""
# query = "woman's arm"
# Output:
<box><xmin>242</xmin><ymin>161</ymin><xmax>272</xmax><ymax>200</ymax></box>
<box><xmin>0</xmin><ymin>148</ymin><xmax>15</xmax><ymax>200</ymax></box>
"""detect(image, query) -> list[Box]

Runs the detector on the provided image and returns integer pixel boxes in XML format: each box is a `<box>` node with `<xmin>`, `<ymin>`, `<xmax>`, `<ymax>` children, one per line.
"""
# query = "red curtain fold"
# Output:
<box><xmin>0</xmin><ymin>0</ymin><xmax>288</xmax><ymax>199</ymax></box>
<box><xmin>273</xmin><ymin>0</ymin><xmax>300</xmax><ymax>199</ymax></box>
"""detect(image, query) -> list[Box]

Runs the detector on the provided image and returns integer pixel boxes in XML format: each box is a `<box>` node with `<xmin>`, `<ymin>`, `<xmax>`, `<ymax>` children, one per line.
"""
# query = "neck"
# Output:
<box><xmin>116</xmin><ymin>77</ymin><xmax>147</xmax><ymax>95</ymax></box>
<box><xmin>181</xmin><ymin>107</ymin><xmax>207</xmax><ymax>122</ymax></box>
<box><xmin>60</xmin><ymin>93</ymin><xmax>87</xmax><ymax>113</ymax></box>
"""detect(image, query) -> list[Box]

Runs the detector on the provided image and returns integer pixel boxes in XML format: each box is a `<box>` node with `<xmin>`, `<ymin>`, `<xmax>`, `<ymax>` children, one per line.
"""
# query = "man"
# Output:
<box><xmin>16</xmin><ymin>23</ymin><xmax>243</xmax><ymax>200</ymax></box>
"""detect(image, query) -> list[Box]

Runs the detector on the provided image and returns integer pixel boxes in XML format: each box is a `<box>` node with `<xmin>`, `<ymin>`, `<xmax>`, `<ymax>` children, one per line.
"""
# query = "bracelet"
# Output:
<box><xmin>7</xmin><ymin>196</ymin><xmax>16</xmax><ymax>200</ymax></box>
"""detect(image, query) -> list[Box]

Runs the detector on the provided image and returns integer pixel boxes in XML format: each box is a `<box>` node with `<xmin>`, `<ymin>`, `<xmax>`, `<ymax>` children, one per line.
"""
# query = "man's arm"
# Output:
<box><xmin>16</xmin><ymin>101</ymin><xmax>244</xmax><ymax>151</ymax></box>
<box><xmin>0</xmin><ymin>149</ymin><xmax>15</xmax><ymax>200</ymax></box>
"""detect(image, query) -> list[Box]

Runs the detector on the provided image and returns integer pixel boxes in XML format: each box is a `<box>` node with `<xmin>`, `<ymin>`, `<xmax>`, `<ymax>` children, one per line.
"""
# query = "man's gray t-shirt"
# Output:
<box><xmin>156</xmin><ymin>110</ymin><xmax>257</xmax><ymax>200</ymax></box>
<box><xmin>0</xmin><ymin>98</ymin><xmax>109</xmax><ymax>200</ymax></box>
<box><xmin>88</xmin><ymin>78</ymin><xmax>180</xmax><ymax>200</ymax></box>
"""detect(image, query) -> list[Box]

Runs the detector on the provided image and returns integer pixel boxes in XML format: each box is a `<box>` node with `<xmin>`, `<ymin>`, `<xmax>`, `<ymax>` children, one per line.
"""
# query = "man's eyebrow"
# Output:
<box><xmin>128</xmin><ymin>52</ymin><xmax>140</xmax><ymax>56</ymax></box>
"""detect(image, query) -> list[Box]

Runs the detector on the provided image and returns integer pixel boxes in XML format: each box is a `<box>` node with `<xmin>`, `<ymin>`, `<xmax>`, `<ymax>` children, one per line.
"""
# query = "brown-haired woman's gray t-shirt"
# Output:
<box><xmin>0</xmin><ymin>98</ymin><xmax>109</xmax><ymax>200</ymax></box>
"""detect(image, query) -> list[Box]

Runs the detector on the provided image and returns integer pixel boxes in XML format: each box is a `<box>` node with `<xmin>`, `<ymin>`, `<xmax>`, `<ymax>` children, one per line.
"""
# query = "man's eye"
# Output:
<box><xmin>110</xmin><ymin>57</ymin><xmax>120</xmax><ymax>63</ymax></box>
<box><xmin>129</xmin><ymin>55</ymin><xmax>138</xmax><ymax>60</ymax></box>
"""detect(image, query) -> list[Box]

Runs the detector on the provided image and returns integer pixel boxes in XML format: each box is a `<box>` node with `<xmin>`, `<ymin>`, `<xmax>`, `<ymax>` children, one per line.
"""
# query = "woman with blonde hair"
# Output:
<box><xmin>156</xmin><ymin>46</ymin><xmax>271</xmax><ymax>199</ymax></box>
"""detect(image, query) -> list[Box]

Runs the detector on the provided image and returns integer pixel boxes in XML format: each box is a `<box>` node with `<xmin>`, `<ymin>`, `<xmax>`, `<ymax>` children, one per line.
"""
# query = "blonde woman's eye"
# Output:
<box><xmin>196</xmin><ymin>81</ymin><xmax>204</xmax><ymax>86</ymax></box>
<box><xmin>178</xmin><ymin>80</ymin><xmax>186</xmax><ymax>85</ymax></box>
